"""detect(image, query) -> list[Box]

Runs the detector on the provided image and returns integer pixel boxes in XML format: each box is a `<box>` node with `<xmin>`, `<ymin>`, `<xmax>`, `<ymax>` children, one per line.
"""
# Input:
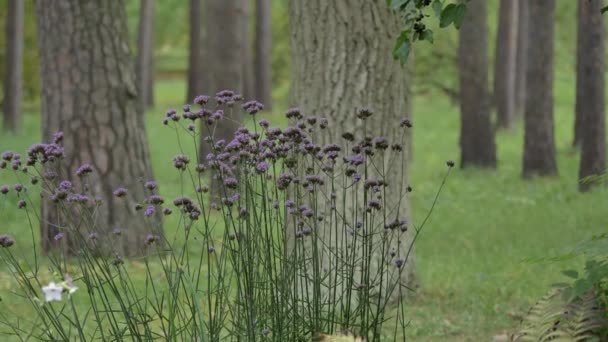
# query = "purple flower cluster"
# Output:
<box><xmin>0</xmin><ymin>234</ymin><xmax>15</xmax><ymax>248</ymax></box>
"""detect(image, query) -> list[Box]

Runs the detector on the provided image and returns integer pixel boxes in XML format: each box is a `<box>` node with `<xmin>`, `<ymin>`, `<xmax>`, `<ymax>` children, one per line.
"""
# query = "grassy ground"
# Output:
<box><xmin>0</xmin><ymin>71</ymin><xmax>606</xmax><ymax>341</ymax></box>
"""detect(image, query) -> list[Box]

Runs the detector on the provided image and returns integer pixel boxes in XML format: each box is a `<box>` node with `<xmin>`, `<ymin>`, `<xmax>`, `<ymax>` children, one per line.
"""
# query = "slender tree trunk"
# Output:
<box><xmin>494</xmin><ymin>0</ymin><xmax>519</xmax><ymax>130</ymax></box>
<box><xmin>2</xmin><ymin>0</ymin><xmax>24</xmax><ymax>132</ymax></box>
<box><xmin>186</xmin><ymin>0</ymin><xmax>204</xmax><ymax>103</ymax></box>
<box><xmin>137</xmin><ymin>0</ymin><xmax>154</xmax><ymax>109</ymax></box>
<box><xmin>241</xmin><ymin>0</ymin><xmax>254</xmax><ymax>100</ymax></box>
<box><xmin>289</xmin><ymin>0</ymin><xmax>416</xmax><ymax>303</ymax></box>
<box><xmin>573</xmin><ymin>0</ymin><xmax>593</xmax><ymax>148</ymax></box>
<box><xmin>254</xmin><ymin>0</ymin><xmax>272</xmax><ymax>109</ymax></box>
<box><xmin>523</xmin><ymin>0</ymin><xmax>557</xmax><ymax>178</ymax></box>
<box><xmin>458</xmin><ymin>0</ymin><xmax>497</xmax><ymax>168</ymax></box>
<box><xmin>36</xmin><ymin>0</ymin><xmax>161</xmax><ymax>257</ymax></box>
<box><xmin>201</xmin><ymin>0</ymin><xmax>246</xmax><ymax>198</ymax></box>
<box><xmin>577</xmin><ymin>0</ymin><xmax>605</xmax><ymax>192</ymax></box>
<box><xmin>515</xmin><ymin>0</ymin><xmax>529</xmax><ymax>116</ymax></box>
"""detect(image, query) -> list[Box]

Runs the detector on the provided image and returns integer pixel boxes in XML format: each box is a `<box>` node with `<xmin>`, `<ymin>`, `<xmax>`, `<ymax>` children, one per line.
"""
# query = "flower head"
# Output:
<box><xmin>0</xmin><ymin>234</ymin><xmax>15</xmax><ymax>248</ymax></box>
<box><xmin>76</xmin><ymin>163</ymin><xmax>93</xmax><ymax>177</ymax></box>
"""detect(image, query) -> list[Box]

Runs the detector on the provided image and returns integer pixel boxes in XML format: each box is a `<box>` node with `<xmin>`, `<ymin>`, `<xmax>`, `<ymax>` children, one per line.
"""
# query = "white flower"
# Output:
<box><xmin>42</xmin><ymin>282</ymin><xmax>63</xmax><ymax>302</ymax></box>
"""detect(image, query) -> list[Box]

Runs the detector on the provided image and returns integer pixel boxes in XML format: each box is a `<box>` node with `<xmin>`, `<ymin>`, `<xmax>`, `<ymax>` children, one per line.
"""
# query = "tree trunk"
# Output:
<box><xmin>186</xmin><ymin>0</ymin><xmax>204</xmax><ymax>103</ymax></box>
<box><xmin>2</xmin><ymin>0</ymin><xmax>24</xmax><ymax>132</ymax></box>
<box><xmin>254</xmin><ymin>0</ymin><xmax>272</xmax><ymax>109</ymax></box>
<box><xmin>494</xmin><ymin>0</ymin><xmax>519</xmax><ymax>130</ymax></box>
<box><xmin>458</xmin><ymin>0</ymin><xmax>497</xmax><ymax>168</ymax></box>
<box><xmin>137</xmin><ymin>0</ymin><xmax>154</xmax><ymax>109</ymax></box>
<box><xmin>289</xmin><ymin>0</ymin><xmax>415</xmax><ymax>303</ymax></box>
<box><xmin>515</xmin><ymin>0</ymin><xmax>529</xmax><ymax>116</ymax></box>
<box><xmin>201</xmin><ymin>0</ymin><xmax>246</xmax><ymax>198</ymax></box>
<box><xmin>523</xmin><ymin>0</ymin><xmax>557</xmax><ymax>178</ymax></box>
<box><xmin>577</xmin><ymin>0</ymin><xmax>605</xmax><ymax>192</ymax></box>
<box><xmin>241</xmin><ymin>0</ymin><xmax>254</xmax><ymax>100</ymax></box>
<box><xmin>36</xmin><ymin>0</ymin><xmax>161</xmax><ymax>257</ymax></box>
<box><xmin>573</xmin><ymin>0</ymin><xmax>595</xmax><ymax>148</ymax></box>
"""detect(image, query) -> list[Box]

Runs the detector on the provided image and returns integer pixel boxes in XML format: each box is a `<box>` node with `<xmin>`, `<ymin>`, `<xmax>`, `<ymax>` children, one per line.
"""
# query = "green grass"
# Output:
<box><xmin>0</xmin><ymin>72</ymin><xmax>606</xmax><ymax>341</ymax></box>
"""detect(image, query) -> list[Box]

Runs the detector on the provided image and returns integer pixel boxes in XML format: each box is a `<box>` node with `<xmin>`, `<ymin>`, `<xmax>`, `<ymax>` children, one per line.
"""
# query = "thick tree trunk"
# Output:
<box><xmin>36</xmin><ymin>0</ymin><xmax>161</xmax><ymax>257</ymax></box>
<box><xmin>458</xmin><ymin>0</ymin><xmax>497</xmax><ymax>168</ymax></box>
<box><xmin>523</xmin><ymin>0</ymin><xmax>557</xmax><ymax>178</ymax></box>
<box><xmin>254</xmin><ymin>0</ymin><xmax>272</xmax><ymax>109</ymax></box>
<box><xmin>289</xmin><ymin>0</ymin><xmax>415</xmax><ymax>301</ymax></box>
<box><xmin>494</xmin><ymin>0</ymin><xmax>519</xmax><ymax>130</ymax></box>
<box><xmin>186</xmin><ymin>0</ymin><xmax>204</xmax><ymax>103</ymax></box>
<box><xmin>577</xmin><ymin>0</ymin><xmax>605</xmax><ymax>192</ymax></box>
<box><xmin>2</xmin><ymin>0</ymin><xmax>24</xmax><ymax>132</ymax></box>
<box><xmin>201</xmin><ymin>0</ymin><xmax>246</xmax><ymax>198</ymax></box>
<box><xmin>137</xmin><ymin>0</ymin><xmax>154</xmax><ymax>109</ymax></box>
<box><xmin>241</xmin><ymin>0</ymin><xmax>254</xmax><ymax>100</ymax></box>
<box><xmin>515</xmin><ymin>0</ymin><xmax>529</xmax><ymax>116</ymax></box>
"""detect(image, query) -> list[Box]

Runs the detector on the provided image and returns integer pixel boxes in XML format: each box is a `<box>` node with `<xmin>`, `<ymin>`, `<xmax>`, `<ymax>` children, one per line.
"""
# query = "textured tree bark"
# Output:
<box><xmin>137</xmin><ymin>0</ymin><xmax>155</xmax><ymax>109</ymax></box>
<box><xmin>289</xmin><ymin>0</ymin><xmax>416</xmax><ymax>297</ymax></box>
<box><xmin>2</xmin><ymin>0</ymin><xmax>24</xmax><ymax>132</ymax></box>
<box><xmin>201</xmin><ymin>0</ymin><xmax>246</xmax><ymax>198</ymax></box>
<box><xmin>523</xmin><ymin>0</ymin><xmax>557</xmax><ymax>178</ymax></box>
<box><xmin>36</xmin><ymin>0</ymin><xmax>161</xmax><ymax>257</ymax></box>
<box><xmin>515</xmin><ymin>0</ymin><xmax>528</xmax><ymax>116</ymax></box>
<box><xmin>494</xmin><ymin>0</ymin><xmax>518</xmax><ymax>130</ymax></box>
<box><xmin>254</xmin><ymin>0</ymin><xmax>272</xmax><ymax>109</ymax></box>
<box><xmin>458</xmin><ymin>0</ymin><xmax>497</xmax><ymax>168</ymax></box>
<box><xmin>241</xmin><ymin>0</ymin><xmax>254</xmax><ymax>100</ymax></box>
<box><xmin>577</xmin><ymin>0</ymin><xmax>605</xmax><ymax>192</ymax></box>
<box><xmin>186</xmin><ymin>0</ymin><xmax>204</xmax><ymax>103</ymax></box>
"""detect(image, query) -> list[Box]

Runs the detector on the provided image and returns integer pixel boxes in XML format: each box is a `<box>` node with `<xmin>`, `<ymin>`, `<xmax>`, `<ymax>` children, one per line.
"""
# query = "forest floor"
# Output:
<box><xmin>0</xmin><ymin>75</ymin><xmax>607</xmax><ymax>341</ymax></box>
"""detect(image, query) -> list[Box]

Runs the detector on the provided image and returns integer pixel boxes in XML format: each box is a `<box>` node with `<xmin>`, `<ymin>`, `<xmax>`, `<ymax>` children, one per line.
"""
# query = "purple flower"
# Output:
<box><xmin>162</xmin><ymin>207</ymin><xmax>172</xmax><ymax>216</ymax></box>
<box><xmin>285</xmin><ymin>199</ymin><xmax>295</xmax><ymax>208</ymax></box>
<box><xmin>173</xmin><ymin>155</ymin><xmax>190</xmax><ymax>170</ymax></box>
<box><xmin>76</xmin><ymin>164</ymin><xmax>93</xmax><ymax>177</ymax></box>
<box><xmin>223</xmin><ymin>177</ymin><xmax>238</xmax><ymax>189</ymax></box>
<box><xmin>0</xmin><ymin>235</ymin><xmax>15</xmax><ymax>248</ymax></box>
<box><xmin>0</xmin><ymin>161</ymin><xmax>5</xmax><ymax>169</ymax></box>
<box><xmin>1</xmin><ymin>151</ymin><xmax>14</xmax><ymax>161</ymax></box>
<box><xmin>0</xmin><ymin>185</ymin><xmax>9</xmax><ymax>194</ymax></box>
<box><xmin>53</xmin><ymin>132</ymin><xmax>64</xmax><ymax>144</ymax></box>
<box><xmin>44</xmin><ymin>170</ymin><xmax>58</xmax><ymax>180</ymax></box>
<box><xmin>145</xmin><ymin>181</ymin><xmax>158</xmax><ymax>190</ymax></box>
<box><xmin>144</xmin><ymin>234</ymin><xmax>161</xmax><ymax>246</ymax></box>
<box><xmin>88</xmin><ymin>232</ymin><xmax>99</xmax><ymax>240</ymax></box>
<box><xmin>356</xmin><ymin>108</ymin><xmax>373</xmax><ymax>120</ymax></box>
<box><xmin>144</xmin><ymin>205</ymin><xmax>156</xmax><ymax>217</ymax></box>
<box><xmin>364</xmin><ymin>178</ymin><xmax>379</xmax><ymax>190</ymax></box>
<box><xmin>146</xmin><ymin>195</ymin><xmax>164</xmax><ymax>205</ymax></box>
<box><xmin>242</xmin><ymin>100</ymin><xmax>264</xmax><ymax>114</ymax></box>
<box><xmin>195</xmin><ymin>164</ymin><xmax>206</xmax><ymax>173</ymax></box>
<box><xmin>256</xmin><ymin>161</ymin><xmax>269</xmax><ymax>173</ymax></box>
<box><xmin>173</xmin><ymin>196</ymin><xmax>193</xmax><ymax>207</ymax></box>
<box><xmin>112</xmin><ymin>228</ymin><xmax>122</xmax><ymax>236</ymax></box>
<box><xmin>13</xmin><ymin>184</ymin><xmax>23</xmax><ymax>193</ymax></box>
<box><xmin>17</xmin><ymin>200</ymin><xmax>26</xmax><ymax>209</ymax></box>
<box><xmin>367</xmin><ymin>199</ymin><xmax>382</xmax><ymax>211</ymax></box>
<box><xmin>394</xmin><ymin>258</ymin><xmax>405</xmax><ymax>268</ymax></box>
<box><xmin>319</xmin><ymin>118</ymin><xmax>328</xmax><ymax>129</ymax></box>
<box><xmin>259</xmin><ymin>119</ymin><xmax>270</xmax><ymax>128</ymax></box>
<box><xmin>373</xmin><ymin>137</ymin><xmax>389</xmax><ymax>150</ymax></box>
<box><xmin>400</xmin><ymin>118</ymin><xmax>413</xmax><ymax>128</ymax></box>
<box><xmin>277</xmin><ymin>173</ymin><xmax>294</xmax><ymax>190</ymax></box>
<box><xmin>196</xmin><ymin>185</ymin><xmax>209</xmax><ymax>193</ymax></box>
<box><xmin>285</xmin><ymin>107</ymin><xmax>303</xmax><ymax>120</ymax></box>
<box><xmin>194</xmin><ymin>95</ymin><xmax>210</xmax><ymax>105</ymax></box>
<box><xmin>59</xmin><ymin>180</ymin><xmax>73</xmax><ymax>190</ymax></box>
<box><xmin>54</xmin><ymin>233</ymin><xmax>64</xmax><ymax>241</ymax></box>
<box><xmin>113</xmin><ymin>187</ymin><xmax>128</xmax><ymax>198</ymax></box>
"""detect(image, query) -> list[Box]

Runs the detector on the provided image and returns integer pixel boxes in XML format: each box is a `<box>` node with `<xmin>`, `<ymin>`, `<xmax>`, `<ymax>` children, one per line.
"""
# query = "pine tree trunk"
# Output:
<box><xmin>494</xmin><ymin>0</ymin><xmax>519</xmax><ymax>130</ymax></box>
<box><xmin>458</xmin><ymin>0</ymin><xmax>497</xmax><ymax>168</ymax></box>
<box><xmin>254</xmin><ymin>0</ymin><xmax>272</xmax><ymax>109</ymax></box>
<box><xmin>577</xmin><ymin>0</ymin><xmax>605</xmax><ymax>191</ymax></box>
<box><xmin>2</xmin><ymin>0</ymin><xmax>24</xmax><ymax>132</ymax></box>
<box><xmin>201</xmin><ymin>0</ymin><xmax>246</xmax><ymax>198</ymax></box>
<box><xmin>186</xmin><ymin>0</ymin><xmax>204</xmax><ymax>103</ymax></box>
<box><xmin>137</xmin><ymin>0</ymin><xmax>154</xmax><ymax>109</ymax></box>
<box><xmin>523</xmin><ymin>0</ymin><xmax>557</xmax><ymax>178</ymax></box>
<box><xmin>36</xmin><ymin>0</ymin><xmax>161</xmax><ymax>257</ymax></box>
<box><xmin>515</xmin><ymin>0</ymin><xmax>529</xmax><ymax>116</ymax></box>
<box><xmin>241</xmin><ymin>0</ymin><xmax>254</xmax><ymax>100</ymax></box>
<box><xmin>289</xmin><ymin>0</ymin><xmax>416</xmax><ymax>297</ymax></box>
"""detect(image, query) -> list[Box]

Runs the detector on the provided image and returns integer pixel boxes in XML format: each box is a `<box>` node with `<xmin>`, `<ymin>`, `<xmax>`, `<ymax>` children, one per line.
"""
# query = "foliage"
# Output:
<box><xmin>0</xmin><ymin>90</ymin><xmax>451</xmax><ymax>340</ymax></box>
<box><xmin>516</xmin><ymin>288</ymin><xmax>606</xmax><ymax>341</ymax></box>
<box><xmin>389</xmin><ymin>0</ymin><xmax>468</xmax><ymax>63</ymax></box>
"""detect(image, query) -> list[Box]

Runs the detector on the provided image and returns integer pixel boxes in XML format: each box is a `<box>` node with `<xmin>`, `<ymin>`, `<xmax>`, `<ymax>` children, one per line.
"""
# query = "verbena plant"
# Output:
<box><xmin>0</xmin><ymin>91</ymin><xmax>452</xmax><ymax>341</ymax></box>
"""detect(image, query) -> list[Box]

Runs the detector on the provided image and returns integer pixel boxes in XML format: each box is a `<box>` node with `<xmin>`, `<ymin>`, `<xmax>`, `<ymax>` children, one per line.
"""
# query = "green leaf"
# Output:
<box><xmin>602</xmin><ymin>5</ymin><xmax>608</xmax><ymax>14</ymax></box>
<box><xmin>432</xmin><ymin>0</ymin><xmax>443</xmax><ymax>17</ymax></box>
<box><xmin>419</xmin><ymin>29</ymin><xmax>434</xmax><ymax>43</ymax></box>
<box><xmin>453</xmin><ymin>4</ymin><xmax>467</xmax><ymax>29</ymax></box>
<box><xmin>390</xmin><ymin>0</ymin><xmax>411</xmax><ymax>10</ymax></box>
<box><xmin>393</xmin><ymin>31</ymin><xmax>411</xmax><ymax>64</ymax></box>
<box><xmin>439</xmin><ymin>3</ymin><xmax>457</xmax><ymax>28</ymax></box>
<box><xmin>562</xmin><ymin>270</ymin><xmax>579</xmax><ymax>279</ymax></box>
